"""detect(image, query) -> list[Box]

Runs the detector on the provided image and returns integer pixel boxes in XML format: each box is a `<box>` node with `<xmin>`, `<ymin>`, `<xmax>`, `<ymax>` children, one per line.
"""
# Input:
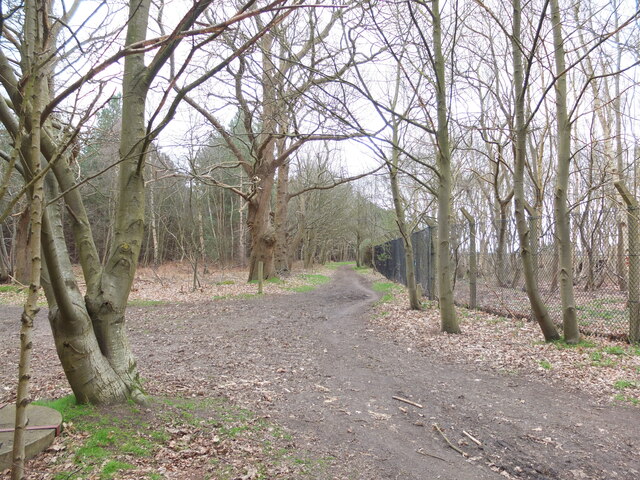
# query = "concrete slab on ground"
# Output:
<box><xmin>0</xmin><ymin>404</ymin><xmax>62</xmax><ymax>470</ymax></box>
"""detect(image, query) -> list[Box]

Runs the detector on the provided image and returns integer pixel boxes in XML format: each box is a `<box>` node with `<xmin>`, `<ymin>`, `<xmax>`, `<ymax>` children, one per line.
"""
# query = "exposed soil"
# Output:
<box><xmin>1</xmin><ymin>266</ymin><xmax>640</xmax><ymax>479</ymax></box>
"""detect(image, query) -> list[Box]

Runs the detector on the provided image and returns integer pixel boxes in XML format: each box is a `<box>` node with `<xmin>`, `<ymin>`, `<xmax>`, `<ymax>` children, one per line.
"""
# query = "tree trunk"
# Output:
<box><xmin>512</xmin><ymin>0</ymin><xmax>560</xmax><ymax>341</ymax></box>
<box><xmin>432</xmin><ymin>0</ymin><xmax>459</xmax><ymax>333</ymax></box>
<box><xmin>0</xmin><ymin>0</ymin><xmax>218</xmax><ymax>406</ymax></box>
<box><xmin>14</xmin><ymin>210</ymin><xmax>30</xmax><ymax>284</ymax></box>
<box><xmin>550</xmin><ymin>0</ymin><xmax>579</xmax><ymax>343</ymax></box>
<box><xmin>148</xmin><ymin>179</ymin><xmax>159</xmax><ymax>266</ymax></box>
<box><xmin>614</xmin><ymin>32</ymin><xmax>627</xmax><ymax>292</ymax></box>
<box><xmin>389</xmin><ymin>128</ymin><xmax>421</xmax><ymax>310</ymax></box>
<box><xmin>12</xmin><ymin>3</ymin><xmax>47</xmax><ymax>475</ymax></box>
<box><xmin>355</xmin><ymin>230</ymin><xmax>362</xmax><ymax>268</ymax></box>
<box><xmin>273</xmin><ymin>160</ymin><xmax>290</xmax><ymax>275</ymax></box>
<box><xmin>236</xmin><ymin>198</ymin><xmax>247</xmax><ymax>266</ymax></box>
<box><xmin>42</xmin><ymin>174</ymin><xmax>139</xmax><ymax>404</ymax></box>
<box><xmin>248</xmin><ymin>173</ymin><xmax>276</xmax><ymax>281</ymax></box>
<box><xmin>496</xmin><ymin>205</ymin><xmax>509</xmax><ymax>287</ymax></box>
<box><xmin>0</xmin><ymin>230</ymin><xmax>10</xmax><ymax>283</ymax></box>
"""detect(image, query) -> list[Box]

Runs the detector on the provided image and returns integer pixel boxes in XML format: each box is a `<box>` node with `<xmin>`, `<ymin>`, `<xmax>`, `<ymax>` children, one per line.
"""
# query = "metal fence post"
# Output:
<box><xmin>461</xmin><ymin>208</ymin><xmax>477</xmax><ymax>309</ymax></box>
<box><xmin>614</xmin><ymin>181</ymin><xmax>640</xmax><ymax>343</ymax></box>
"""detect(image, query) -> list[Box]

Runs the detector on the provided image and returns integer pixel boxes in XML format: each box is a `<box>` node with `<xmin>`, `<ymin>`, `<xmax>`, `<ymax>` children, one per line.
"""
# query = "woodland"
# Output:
<box><xmin>1</xmin><ymin>0</ymin><xmax>640</xmax><ymax>478</ymax></box>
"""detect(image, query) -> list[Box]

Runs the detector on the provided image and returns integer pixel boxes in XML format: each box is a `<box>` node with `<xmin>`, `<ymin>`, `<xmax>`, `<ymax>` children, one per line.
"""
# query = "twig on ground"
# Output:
<box><xmin>433</xmin><ymin>423</ymin><xmax>467</xmax><ymax>457</ymax></box>
<box><xmin>392</xmin><ymin>396</ymin><xmax>423</xmax><ymax>408</ymax></box>
<box><xmin>463</xmin><ymin>430</ymin><xmax>482</xmax><ymax>446</ymax></box>
<box><xmin>416</xmin><ymin>448</ymin><xmax>448</xmax><ymax>462</ymax></box>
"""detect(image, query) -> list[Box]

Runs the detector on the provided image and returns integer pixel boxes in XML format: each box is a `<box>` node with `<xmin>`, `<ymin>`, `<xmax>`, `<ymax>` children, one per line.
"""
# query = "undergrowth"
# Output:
<box><xmin>33</xmin><ymin>394</ymin><xmax>323</xmax><ymax>479</ymax></box>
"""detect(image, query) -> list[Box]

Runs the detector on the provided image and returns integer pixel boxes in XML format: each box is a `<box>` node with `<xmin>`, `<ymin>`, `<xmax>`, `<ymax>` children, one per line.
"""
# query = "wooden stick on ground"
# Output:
<box><xmin>463</xmin><ymin>430</ymin><xmax>482</xmax><ymax>446</ymax></box>
<box><xmin>416</xmin><ymin>448</ymin><xmax>448</xmax><ymax>462</ymax></box>
<box><xmin>392</xmin><ymin>396</ymin><xmax>423</xmax><ymax>409</ymax></box>
<box><xmin>433</xmin><ymin>424</ymin><xmax>467</xmax><ymax>457</ymax></box>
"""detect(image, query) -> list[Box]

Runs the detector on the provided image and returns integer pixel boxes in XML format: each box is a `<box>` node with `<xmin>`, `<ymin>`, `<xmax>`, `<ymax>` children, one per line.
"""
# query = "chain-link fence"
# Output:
<box><xmin>374</xmin><ymin>210</ymin><xmax>636</xmax><ymax>341</ymax></box>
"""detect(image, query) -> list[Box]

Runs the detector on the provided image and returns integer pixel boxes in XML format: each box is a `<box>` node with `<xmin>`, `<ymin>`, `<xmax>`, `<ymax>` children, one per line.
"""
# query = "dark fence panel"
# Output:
<box><xmin>374</xmin><ymin>227</ymin><xmax>436</xmax><ymax>300</ymax></box>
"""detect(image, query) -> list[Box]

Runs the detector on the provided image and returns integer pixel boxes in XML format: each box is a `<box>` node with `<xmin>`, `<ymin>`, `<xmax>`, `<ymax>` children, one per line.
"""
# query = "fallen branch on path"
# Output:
<box><xmin>433</xmin><ymin>424</ymin><xmax>467</xmax><ymax>457</ymax></box>
<box><xmin>416</xmin><ymin>448</ymin><xmax>448</xmax><ymax>462</ymax></box>
<box><xmin>392</xmin><ymin>396</ymin><xmax>423</xmax><ymax>408</ymax></box>
<box><xmin>463</xmin><ymin>430</ymin><xmax>482</xmax><ymax>446</ymax></box>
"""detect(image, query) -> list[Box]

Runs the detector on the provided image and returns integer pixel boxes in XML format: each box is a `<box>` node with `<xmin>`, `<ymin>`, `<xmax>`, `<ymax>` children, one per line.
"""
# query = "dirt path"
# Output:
<box><xmin>2</xmin><ymin>267</ymin><xmax>639</xmax><ymax>479</ymax></box>
<box><xmin>131</xmin><ymin>267</ymin><xmax>640</xmax><ymax>479</ymax></box>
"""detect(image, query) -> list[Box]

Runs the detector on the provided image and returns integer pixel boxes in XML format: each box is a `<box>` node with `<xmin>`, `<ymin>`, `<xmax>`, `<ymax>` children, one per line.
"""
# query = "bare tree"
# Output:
<box><xmin>0</xmin><ymin>0</ymin><xmax>289</xmax><ymax>404</ymax></box>
<box><xmin>550</xmin><ymin>0</ymin><xmax>579</xmax><ymax>343</ymax></box>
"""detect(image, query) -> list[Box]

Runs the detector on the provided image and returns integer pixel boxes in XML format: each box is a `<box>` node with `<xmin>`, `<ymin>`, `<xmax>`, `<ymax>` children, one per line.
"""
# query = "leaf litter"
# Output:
<box><xmin>0</xmin><ymin>263</ymin><xmax>639</xmax><ymax>480</ymax></box>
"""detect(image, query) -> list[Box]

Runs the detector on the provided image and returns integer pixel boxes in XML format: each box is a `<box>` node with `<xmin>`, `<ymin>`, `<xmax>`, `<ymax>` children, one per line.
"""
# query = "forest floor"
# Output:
<box><xmin>1</xmin><ymin>263</ymin><xmax>640</xmax><ymax>479</ymax></box>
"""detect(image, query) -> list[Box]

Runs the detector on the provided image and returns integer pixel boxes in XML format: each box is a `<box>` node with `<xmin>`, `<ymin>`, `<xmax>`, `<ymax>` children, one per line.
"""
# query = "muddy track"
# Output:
<box><xmin>1</xmin><ymin>266</ymin><xmax>639</xmax><ymax>479</ymax></box>
<box><xmin>131</xmin><ymin>266</ymin><xmax>640</xmax><ymax>479</ymax></box>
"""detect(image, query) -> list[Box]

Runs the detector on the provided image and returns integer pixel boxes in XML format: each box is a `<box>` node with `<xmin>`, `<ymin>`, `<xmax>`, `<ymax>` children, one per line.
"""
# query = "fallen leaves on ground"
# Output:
<box><xmin>361</xmin><ymin>269</ymin><xmax>640</xmax><ymax>407</ymax></box>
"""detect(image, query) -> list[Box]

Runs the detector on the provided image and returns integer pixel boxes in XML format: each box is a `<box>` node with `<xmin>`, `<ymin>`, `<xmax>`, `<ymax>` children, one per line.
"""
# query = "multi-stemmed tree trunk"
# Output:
<box><xmin>511</xmin><ymin>0</ymin><xmax>560</xmax><ymax>341</ymax></box>
<box><xmin>185</xmin><ymin>6</ymin><xmax>356</xmax><ymax>281</ymax></box>
<box><xmin>0</xmin><ymin>0</ymin><xmax>221</xmax><ymax>404</ymax></box>
<box><xmin>550</xmin><ymin>0</ymin><xmax>580</xmax><ymax>343</ymax></box>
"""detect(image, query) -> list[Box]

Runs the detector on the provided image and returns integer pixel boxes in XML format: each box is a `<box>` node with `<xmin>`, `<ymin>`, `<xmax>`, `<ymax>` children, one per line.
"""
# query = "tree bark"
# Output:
<box><xmin>273</xmin><ymin>160</ymin><xmax>290</xmax><ymax>275</ymax></box>
<box><xmin>0</xmin><ymin>0</ymin><xmax>217</xmax><ymax>404</ymax></box>
<box><xmin>432</xmin><ymin>0</ymin><xmax>459</xmax><ymax>333</ymax></box>
<box><xmin>550</xmin><ymin>0</ymin><xmax>579</xmax><ymax>343</ymax></box>
<box><xmin>248</xmin><ymin>173</ymin><xmax>277</xmax><ymax>280</ymax></box>
<box><xmin>12</xmin><ymin>2</ymin><xmax>47</xmax><ymax>476</ymax></box>
<box><xmin>14</xmin><ymin>210</ymin><xmax>30</xmax><ymax>284</ymax></box>
<box><xmin>511</xmin><ymin>0</ymin><xmax>560</xmax><ymax>341</ymax></box>
<box><xmin>496</xmin><ymin>201</ymin><xmax>511</xmax><ymax>288</ymax></box>
<box><xmin>389</xmin><ymin>124</ymin><xmax>421</xmax><ymax>309</ymax></box>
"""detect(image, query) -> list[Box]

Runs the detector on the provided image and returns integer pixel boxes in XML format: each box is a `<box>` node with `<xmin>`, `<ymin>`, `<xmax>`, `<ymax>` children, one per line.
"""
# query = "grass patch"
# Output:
<box><xmin>613</xmin><ymin>379</ymin><xmax>639</xmax><ymax>390</ymax></box>
<box><xmin>590</xmin><ymin>351</ymin><xmax>617</xmax><ymax>367</ymax></box>
<box><xmin>238</xmin><ymin>293</ymin><xmax>259</xmax><ymax>299</ymax></box>
<box><xmin>215</xmin><ymin>292</ymin><xmax>259</xmax><ymax>300</ymax></box>
<box><xmin>613</xmin><ymin>394</ymin><xmax>640</xmax><ymax>406</ymax></box>
<box><xmin>32</xmin><ymin>395</ymin><xmax>157</xmax><ymax>479</ymax></box>
<box><xmin>539</xmin><ymin>360</ymin><xmax>552</xmax><ymax>370</ymax></box>
<box><xmin>299</xmin><ymin>274</ymin><xmax>330</xmax><ymax>285</ymax></box>
<box><xmin>487</xmin><ymin>316</ymin><xmax>508</xmax><ymax>324</ymax></box>
<box><xmin>33</xmin><ymin>394</ymin><xmax>95</xmax><ymax>422</ymax></box>
<box><xmin>215</xmin><ymin>280</ymin><xmax>235</xmax><ymax>285</ymax></box>
<box><xmin>249</xmin><ymin>276</ymin><xmax>283</xmax><ymax>285</ymax></box>
<box><xmin>0</xmin><ymin>284</ymin><xmax>23</xmax><ymax>293</ymax></box>
<box><xmin>127</xmin><ymin>299</ymin><xmax>165</xmax><ymax>307</ymax></box>
<box><xmin>603</xmin><ymin>345</ymin><xmax>626</xmax><ymax>356</ymax></box>
<box><xmin>287</xmin><ymin>273</ymin><xmax>331</xmax><ymax>293</ymax></box>
<box><xmin>290</xmin><ymin>285</ymin><xmax>315</xmax><ymax>293</ymax></box>
<box><xmin>101</xmin><ymin>460</ymin><xmax>135</xmax><ymax>479</ymax></box>
<box><xmin>550</xmin><ymin>338</ymin><xmax>597</xmax><ymax>350</ymax></box>
<box><xmin>326</xmin><ymin>261</ymin><xmax>356</xmax><ymax>269</ymax></box>
<box><xmin>38</xmin><ymin>394</ymin><xmax>317</xmax><ymax>479</ymax></box>
<box><xmin>372</xmin><ymin>281</ymin><xmax>401</xmax><ymax>304</ymax></box>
